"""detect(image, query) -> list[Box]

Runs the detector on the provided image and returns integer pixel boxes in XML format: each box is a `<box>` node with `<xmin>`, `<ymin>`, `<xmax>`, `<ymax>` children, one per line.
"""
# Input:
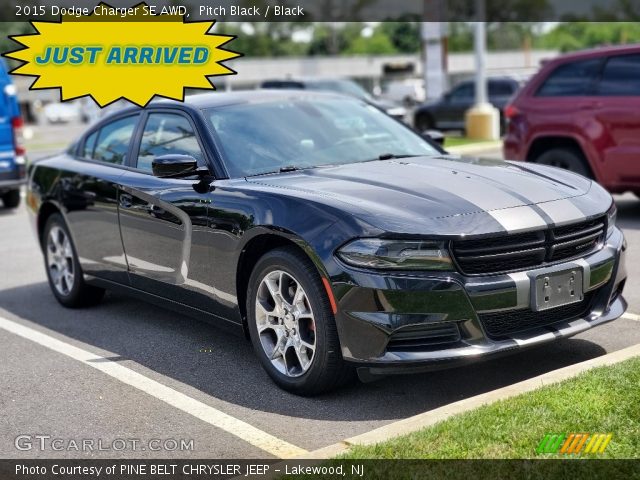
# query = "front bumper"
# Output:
<box><xmin>333</xmin><ymin>227</ymin><xmax>627</xmax><ymax>374</ymax></box>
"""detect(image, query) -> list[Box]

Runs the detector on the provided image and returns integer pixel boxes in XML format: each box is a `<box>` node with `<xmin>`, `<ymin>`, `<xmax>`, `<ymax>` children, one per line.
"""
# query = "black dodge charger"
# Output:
<box><xmin>27</xmin><ymin>91</ymin><xmax>627</xmax><ymax>395</ymax></box>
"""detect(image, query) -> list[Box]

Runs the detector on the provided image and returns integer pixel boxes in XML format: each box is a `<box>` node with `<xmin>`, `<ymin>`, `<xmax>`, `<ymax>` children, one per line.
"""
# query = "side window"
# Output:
<box><xmin>92</xmin><ymin>115</ymin><xmax>138</xmax><ymax>165</ymax></box>
<box><xmin>82</xmin><ymin>130</ymin><xmax>98</xmax><ymax>158</ymax></box>
<box><xmin>449</xmin><ymin>83</ymin><xmax>473</xmax><ymax>101</ymax></box>
<box><xmin>136</xmin><ymin>113</ymin><xmax>204</xmax><ymax>172</ymax></box>
<box><xmin>489</xmin><ymin>81</ymin><xmax>516</xmax><ymax>96</ymax></box>
<box><xmin>597</xmin><ymin>54</ymin><xmax>640</xmax><ymax>96</ymax></box>
<box><xmin>536</xmin><ymin>59</ymin><xmax>602</xmax><ymax>97</ymax></box>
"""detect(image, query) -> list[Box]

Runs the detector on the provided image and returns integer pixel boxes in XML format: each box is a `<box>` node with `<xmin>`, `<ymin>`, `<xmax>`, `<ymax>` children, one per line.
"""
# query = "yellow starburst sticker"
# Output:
<box><xmin>4</xmin><ymin>2</ymin><xmax>241</xmax><ymax>107</ymax></box>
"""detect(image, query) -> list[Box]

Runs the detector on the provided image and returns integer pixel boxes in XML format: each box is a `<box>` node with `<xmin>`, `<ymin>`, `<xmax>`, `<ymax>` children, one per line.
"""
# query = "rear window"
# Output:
<box><xmin>597</xmin><ymin>54</ymin><xmax>640</xmax><ymax>96</ymax></box>
<box><xmin>489</xmin><ymin>81</ymin><xmax>516</xmax><ymax>96</ymax></box>
<box><xmin>536</xmin><ymin>59</ymin><xmax>602</xmax><ymax>97</ymax></box>
<box><xmin>86</xmin><ymin>115</ymin><xmax>139</xmax><ymax>165</ymax></box>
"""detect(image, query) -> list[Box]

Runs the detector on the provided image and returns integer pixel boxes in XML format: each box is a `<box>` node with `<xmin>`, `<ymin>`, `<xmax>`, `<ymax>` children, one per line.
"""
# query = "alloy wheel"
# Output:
<box><xmin>255</xmin><ymin>269</ymin><xmax>316</xmax><ymax>377</ymax></box>
<box><xmin>46</xmin><ymin>225</ymin><xmax>75</xmax><ymax>296</ymax></box>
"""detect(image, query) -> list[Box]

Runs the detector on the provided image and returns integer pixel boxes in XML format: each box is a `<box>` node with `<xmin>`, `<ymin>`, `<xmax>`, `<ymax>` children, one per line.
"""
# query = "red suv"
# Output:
<box><xmin>504</xmin><ymin>45</ymin><xmax>640</xmax><ymax>195</ymax></box>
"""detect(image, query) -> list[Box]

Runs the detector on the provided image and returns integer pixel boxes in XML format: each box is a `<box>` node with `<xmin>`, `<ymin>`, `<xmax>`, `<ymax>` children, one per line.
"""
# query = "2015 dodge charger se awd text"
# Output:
<box><xmin>27</xmin><ymin>91</ymin><xmax>627</xmax><ymax>395</ymax></box>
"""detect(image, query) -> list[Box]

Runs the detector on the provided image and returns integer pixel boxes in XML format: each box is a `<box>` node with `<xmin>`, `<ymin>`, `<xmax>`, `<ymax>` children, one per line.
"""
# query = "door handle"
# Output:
<box><xmin>119</xmin><ymin>193</ymin><xmax>133</xmax><ymax>208</ymax></box>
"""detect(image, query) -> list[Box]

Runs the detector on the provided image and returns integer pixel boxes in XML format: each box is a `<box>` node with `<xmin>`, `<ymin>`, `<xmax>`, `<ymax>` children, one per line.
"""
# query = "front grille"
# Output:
<box><xmin>387</xmin><ymin>322</ymin><xmax>460</xmax><ymax>352</ymax></box>
<box><xmin>452</xmin><ymin>217</ymin><xmax>606</xmax><ymax>275</ymax></box>
<box><xmin>478</xmin><ymin>293</ymin><xmax>594</xmax><ymax>339</ymax></box>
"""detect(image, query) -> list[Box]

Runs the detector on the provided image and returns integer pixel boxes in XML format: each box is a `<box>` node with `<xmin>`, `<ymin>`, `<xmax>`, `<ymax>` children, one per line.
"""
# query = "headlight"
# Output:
<box><xmin>337</xmin><ymin>239</ymin><xmax>452</xmax><ymax>270</ymax></box>
<box><xmin>607</xmin><ymin>202</ymin><xmax>617</xmax><ymax>238</ymax></box>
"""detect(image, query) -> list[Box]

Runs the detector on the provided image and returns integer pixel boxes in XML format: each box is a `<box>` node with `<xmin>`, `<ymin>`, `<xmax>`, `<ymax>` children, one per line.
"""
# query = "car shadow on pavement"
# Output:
<box><xmin>0</xmin><ymin>281</ymin><xmax>612</xmax><ymax>423</ymax></box>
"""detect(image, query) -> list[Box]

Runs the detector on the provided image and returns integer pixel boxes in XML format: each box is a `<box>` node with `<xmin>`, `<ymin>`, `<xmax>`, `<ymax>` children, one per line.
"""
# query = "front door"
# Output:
<box><xmin>117</xmin><ymin>110</ymin><xmax>218</xmax><ymax>312</ymax></box>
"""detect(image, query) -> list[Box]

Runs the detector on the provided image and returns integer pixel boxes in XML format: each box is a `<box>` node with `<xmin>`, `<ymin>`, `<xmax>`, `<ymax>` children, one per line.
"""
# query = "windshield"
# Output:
<box><xmin>207</xmin><ymin>97</ymin><xmax>439</xmax><ymax>178</ymax></box>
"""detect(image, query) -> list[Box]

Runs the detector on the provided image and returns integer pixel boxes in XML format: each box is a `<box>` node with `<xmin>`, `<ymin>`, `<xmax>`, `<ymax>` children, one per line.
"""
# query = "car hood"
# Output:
<box><xmin>246</xmin><ymin>155</ymin><xmax>603</xmax><ymax>236</ymax></box>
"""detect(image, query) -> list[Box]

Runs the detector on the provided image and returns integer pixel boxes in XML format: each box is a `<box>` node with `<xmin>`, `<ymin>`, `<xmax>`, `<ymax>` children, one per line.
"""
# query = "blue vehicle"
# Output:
<box><xmin>0</xmin><ymin>58</ymin><xmax>25</xmax><ymax>209</ymax></box>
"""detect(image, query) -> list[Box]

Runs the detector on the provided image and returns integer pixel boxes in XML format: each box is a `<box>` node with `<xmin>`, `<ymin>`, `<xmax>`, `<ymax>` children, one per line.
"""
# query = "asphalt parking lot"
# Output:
<box><xmin>0</xmin><ymin>137</ymin><xmax>639</xmax><ymax>459</ymax></box>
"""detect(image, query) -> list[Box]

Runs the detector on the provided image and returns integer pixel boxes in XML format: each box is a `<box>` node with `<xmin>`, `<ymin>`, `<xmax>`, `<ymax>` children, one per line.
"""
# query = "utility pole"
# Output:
<box><xmin>465</xmin><ymin>0</ymin><xmax>500</xmax><ymax>140</ymax></box>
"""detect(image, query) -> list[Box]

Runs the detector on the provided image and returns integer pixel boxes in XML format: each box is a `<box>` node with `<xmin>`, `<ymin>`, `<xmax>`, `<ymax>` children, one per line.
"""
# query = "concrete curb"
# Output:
<box><xmin>299</xmin><ymin>343</ymin><xmax>640</xmax><ymax>459</ymax></box>
<box><xmin>446</xmin><ymin>140</ymin><xmax>502</xmax><ymax>155</ymax></box>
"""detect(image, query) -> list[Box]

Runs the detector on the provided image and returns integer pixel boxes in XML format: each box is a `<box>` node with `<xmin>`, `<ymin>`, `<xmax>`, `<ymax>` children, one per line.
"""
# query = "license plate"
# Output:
<box><xmin>533</xmin><ymin>268</ymin><xmax>584</xmax><ymax>311</ymax></box>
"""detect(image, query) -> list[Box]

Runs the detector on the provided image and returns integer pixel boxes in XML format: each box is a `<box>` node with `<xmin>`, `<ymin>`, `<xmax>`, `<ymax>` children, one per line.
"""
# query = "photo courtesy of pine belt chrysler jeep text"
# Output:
<box><xmin>27</xmin><ymin>91</ymin><xmax>627</xmax><ymax>395</ymax></box>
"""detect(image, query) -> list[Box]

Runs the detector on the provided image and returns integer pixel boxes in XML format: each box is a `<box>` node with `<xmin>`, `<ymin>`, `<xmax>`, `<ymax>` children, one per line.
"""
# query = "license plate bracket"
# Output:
<box><xmin>532</xmin><ymin>268</ymin><xmax>584</xmax><ymax>312</ymax></box>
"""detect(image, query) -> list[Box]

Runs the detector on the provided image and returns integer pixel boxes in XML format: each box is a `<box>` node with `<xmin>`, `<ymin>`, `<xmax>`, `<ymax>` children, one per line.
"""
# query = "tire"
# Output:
<box><xmin>246</xmin><ymin>246</ymin><xmax>354</xmax><ymax>395</ymax></box>
<box><xmin>534</xmin><ymin>148</ymin><xmax>592</xmax><ymax>179</ymax></box>
<box><xmin>43</xmin><ymin>213</ymin><xmax>105</xmax><ymax>308</ymax></box>
<box><xmin>2</xmin><ymin>190</ymin><xmax>20</xmax><ymax>209</ymax></box>
<box><xmin>414</xmin><ymin>112</ymin><xmax>435</xmax><ymax>132</ymax></box>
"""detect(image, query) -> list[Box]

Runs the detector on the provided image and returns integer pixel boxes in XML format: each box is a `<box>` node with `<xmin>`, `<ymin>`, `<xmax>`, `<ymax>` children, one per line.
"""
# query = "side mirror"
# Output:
<box><xmin>443</xmin><ymin>93</ymin><xmax>451</xmax><ymax>102</ymax></box>
<box><xmin>422</xmin><ymin>129</ymin><xmax>445</xmax><ymax>147</ymax></box>
<box><xmin>152</xmin><ymin>154</ymin><xmax>203</xmax><ymax>178</ymax></box>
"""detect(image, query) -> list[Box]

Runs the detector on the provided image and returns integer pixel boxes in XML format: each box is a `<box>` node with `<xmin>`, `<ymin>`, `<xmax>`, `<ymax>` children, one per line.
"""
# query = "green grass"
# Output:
<box><xmin>443</xmin><ymin>137</ymin><xmax>494</xmax><ymax>148</ymax></box>
<box><xmin>341</xmin><ymin>357</ymin><xmax>640</xmax><ymax>459</ymax></box>
<box><xmin>24</xmin><ymin>141</ymin><xmax>68</xmax><ymax>151</ymax></box>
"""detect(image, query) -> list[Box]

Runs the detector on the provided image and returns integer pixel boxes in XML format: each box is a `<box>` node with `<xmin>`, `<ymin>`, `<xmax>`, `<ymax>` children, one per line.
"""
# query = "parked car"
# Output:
<box><xmin>0</xmin><ymin>58</ymin><xmax>26</xmax><ymax>209</ymax></box>
<box><xmin>28</xmin><ymin>91</ymin><xmax>626</xmax><ymax>395</ymax></box>
<box><xmin>413</xmin><ymin>76</ymin><xmax>521</xmax><ymax>132</ymax></box>
<box><xmin>383</xmin><ymin>79</ymin><xmax>426</xmax><ymax>106</ymax></box>
<box><xmin>43</xmin><ymin>102</ymin><xmax>79</xmax><ymax>124</ymax></box>
<box><xmin>260</xmin><ymin>77</ymin><xmax>407</xmax><ymax>121</ymax></box>
<box><xmin>504</xmin><ymin>45</ymin><xmax>640</xmax><ymax>196</ymax></box>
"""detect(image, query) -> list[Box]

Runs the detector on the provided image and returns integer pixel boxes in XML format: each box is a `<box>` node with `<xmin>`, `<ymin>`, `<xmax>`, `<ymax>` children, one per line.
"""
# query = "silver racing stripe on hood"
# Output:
<box><xmin>488</xmin><ymin>205</ymin><xmax>548</xmax><ymax>232</ymax></box>
<box><xmin>536</xmin><ymin>198</ymin><xmax>586</xmax><ymax>226</ymax></box>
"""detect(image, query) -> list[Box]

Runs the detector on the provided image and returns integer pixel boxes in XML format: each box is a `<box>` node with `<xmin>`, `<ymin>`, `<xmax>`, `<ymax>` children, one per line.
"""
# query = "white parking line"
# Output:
<box><xmin>0</xmin><ymin>315</ymin><xmax>307</xmax><ymax>459</ymax></box>
<box><xmin>622</xmin><ymin>312</ymin><xmax>640</xmax><ymax>322</ymax></box>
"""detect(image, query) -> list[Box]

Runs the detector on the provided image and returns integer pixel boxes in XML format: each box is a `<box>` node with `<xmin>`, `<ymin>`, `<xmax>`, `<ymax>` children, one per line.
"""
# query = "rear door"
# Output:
<box><xmin>117</xmin><ymin>109</ymin><xmax>218</xmax><ymax>312</ymax></box>
<box><xmin>591</xmin><ymin>53</ymin><xmax>640</xmax><ymax>189</ymax></box>
<box><xmin>526</xmin><ymin>57</ymin><xmax>604</xmax><ymax>162</ymax></box>
<box><xmin>63</xmin><ymin>113</ymin><xmax>140</xmax><ymax>284</ymax></box>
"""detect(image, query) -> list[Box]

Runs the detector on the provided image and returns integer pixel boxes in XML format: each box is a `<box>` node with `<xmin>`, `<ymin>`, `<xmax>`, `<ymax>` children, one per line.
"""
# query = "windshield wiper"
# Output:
<box><xmin>245</xmin><ymin>165</ymin><xmax>306</xmax><ymax>178</ymax></box>
<box><xmin>376</xmin><ymin>153</ymin><xmax>423</xmax><ymax>160</ymax></box>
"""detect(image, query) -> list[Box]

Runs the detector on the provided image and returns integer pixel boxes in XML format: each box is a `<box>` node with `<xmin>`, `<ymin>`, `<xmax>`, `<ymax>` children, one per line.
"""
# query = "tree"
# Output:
<box><xmin>380</xmin><ymin>19</ymin><xmax>421</xmax><ymax>53</ymax></box>
<box><xmin>540</xmin><ymin>22</ymin><xmax>640</xmax><ymax>52</ymax></box>
<box><xmin>344</xmin><ymin>28</ymin><xmax>397</xmax><ymax>55</ymax></box>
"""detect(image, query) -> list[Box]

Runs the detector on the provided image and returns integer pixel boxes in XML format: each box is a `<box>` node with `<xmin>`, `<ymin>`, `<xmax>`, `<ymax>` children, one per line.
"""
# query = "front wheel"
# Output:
<box><xmin>246</xmin><ymin>247</ymin><xmax>353</xmax><ymax>395</ymax></box>
<box><xmin>534</xmin><ymin>148</ymin><xmax>592</xmax><ymax>179</ymax></box>
<box><xmin>43</xmin><ymin>213</ymin><xmax>105</xmax><ymax>308</ymax></box>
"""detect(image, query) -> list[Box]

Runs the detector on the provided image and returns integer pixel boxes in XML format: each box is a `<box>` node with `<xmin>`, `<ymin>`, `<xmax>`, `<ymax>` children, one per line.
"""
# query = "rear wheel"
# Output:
<box><xmin>414</xmin><ymin>112</ymin><xmax>435</xmax><ymax>132</ymax></box>
<box><xmin>246</xmin><ymin>246</ymin><xmax>353</xmax><ymax>395</ymax></box>
<box><xmin>43</xmin><ymin>213</ymin><xmax>105</xmax><ymax>308</ymax></box>
<box><xmin>2</xmin><ymin>190</ymin><xmax>20</xmax><ymax>209</ymax></box>
<box><xmin>534</xmin><ymin>148</ymin><xmax>592</xmax><ymax>178</ymax></box>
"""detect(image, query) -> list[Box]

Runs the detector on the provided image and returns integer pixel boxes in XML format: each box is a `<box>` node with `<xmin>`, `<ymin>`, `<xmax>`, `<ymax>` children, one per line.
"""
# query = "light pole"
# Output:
<box><xmin>465</xmin><ymin>0</ymin><xmax>500</xmax><ymax>140</ymax></box>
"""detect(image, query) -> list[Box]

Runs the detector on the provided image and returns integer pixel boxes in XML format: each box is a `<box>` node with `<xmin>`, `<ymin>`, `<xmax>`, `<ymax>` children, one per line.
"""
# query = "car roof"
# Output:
<box><xmin>546</xmin><ymin>44</ymin><xmax>640</xmax><ymax>64</ymax></box>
